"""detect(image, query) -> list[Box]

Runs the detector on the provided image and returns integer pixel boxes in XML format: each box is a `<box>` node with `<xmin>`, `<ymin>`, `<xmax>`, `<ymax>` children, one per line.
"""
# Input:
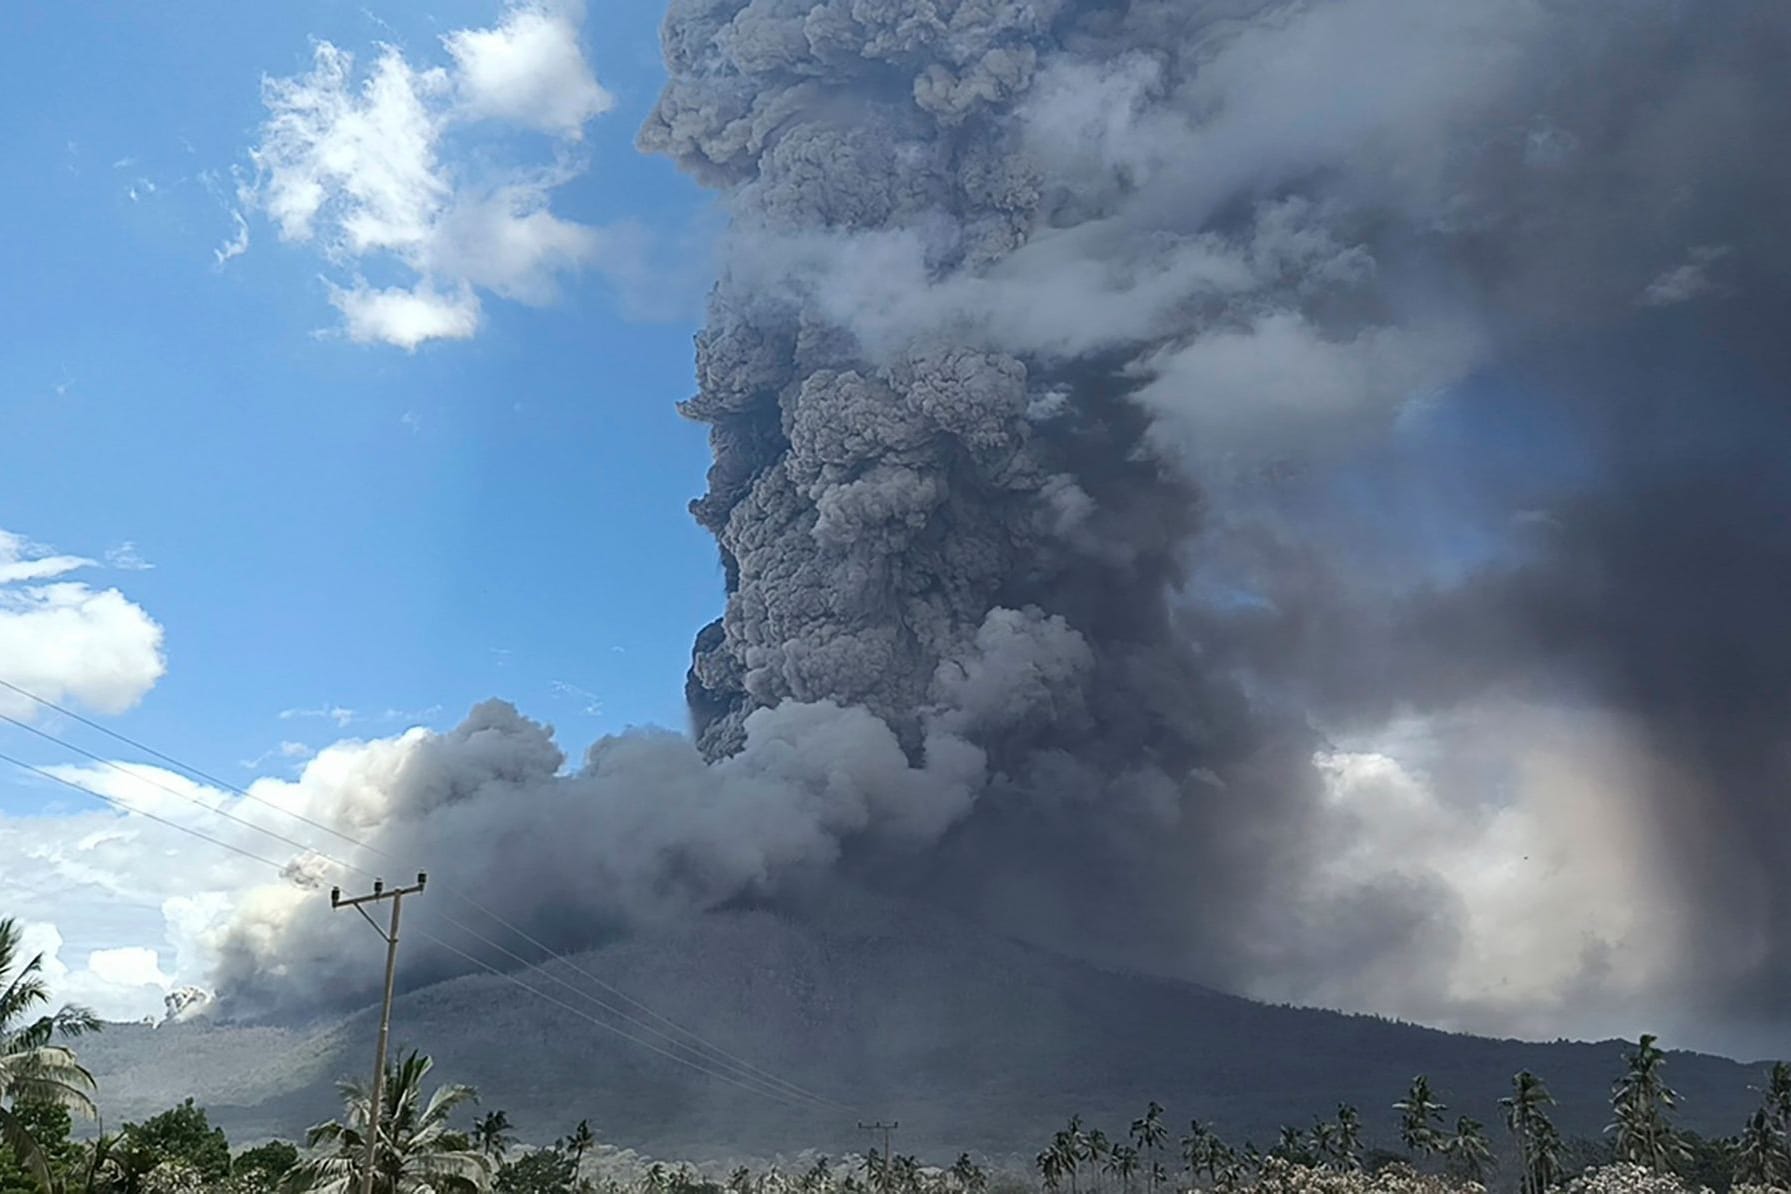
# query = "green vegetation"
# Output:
<box><xmin>1608</xmin><ymin>1037</ymin><xmax>1689</xmax><ymax>1174</ymax></box>
<box><xmin>1503</xmin><ymin>1071</ymin><xmax>1562</xmax><ymax>1194</ymax></box>
<box><xmin>0</xmin><ymin>918</ymin><xmax>100</xmax><ymax>1194</ymax></box>
<box><xmin>1394</xmin><ymin>1079</ymin><xmax>1447</xmax><ymax>1161</ymax></box>
<box><xmin>0</xmin><ymin>1104</ymin><xmax>77</xmax><ymax>1194</ymax></box>
<box><xmin>287</xmin><ymin>1050</ymin><xmax>491</xmax><ymax>1194</ymax></box>
<box><xmin>115</xmin><ymin>1099</ymin><xmax>233</xmax><ymax>1192</ymax></box>
<box><xmin>233</xmin><ymin>1143</ymin><xmax>299</xmax><ymax>1191</ymax></box>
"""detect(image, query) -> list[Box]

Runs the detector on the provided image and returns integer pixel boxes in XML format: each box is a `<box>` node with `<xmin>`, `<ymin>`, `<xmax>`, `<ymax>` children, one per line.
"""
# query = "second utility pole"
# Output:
<box><xmin>859</xmin><ymin>1122</ymin><xmax>898</xmax><ymax>1194</ymax></box>
<box><xmin>333</xmin><ymin>872</ymin><xmax>427</xmax><ymax>1194</ymax></box>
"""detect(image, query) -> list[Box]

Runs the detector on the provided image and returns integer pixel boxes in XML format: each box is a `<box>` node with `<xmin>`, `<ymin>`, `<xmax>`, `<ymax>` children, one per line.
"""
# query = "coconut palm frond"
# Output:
<box><xmin>0</xmin><ymin>1102</ymin><xmax>54</xmax><ymax>1194</ymax></box>
<box><xmin>286</xmin><ymin>1154</ymin><xmax>359</xmax><ymax>1194</ymax></box>
<box><xmin>1</xmin><ymin>1044</ymin><xmax>99</xmax><ymax>1118</ymax></box>
<box><xmin>289</xmin><ymin>1051</ymin><xmax>489</xmax><ymax>1194</ymax></box>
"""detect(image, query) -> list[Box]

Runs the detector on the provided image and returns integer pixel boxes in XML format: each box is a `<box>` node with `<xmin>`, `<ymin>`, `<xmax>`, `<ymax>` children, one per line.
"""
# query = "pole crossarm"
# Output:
<box><xmin>332</xmin><ymin>874</ymin><xmax>427</xmax><ymax>911</ymax></box>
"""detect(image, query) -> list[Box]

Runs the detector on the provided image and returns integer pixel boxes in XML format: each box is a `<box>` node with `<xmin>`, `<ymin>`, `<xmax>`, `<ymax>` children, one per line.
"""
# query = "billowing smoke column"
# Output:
<box><xmin>635</xmin><ymin>0</ymin><xmax>1347</xmax><ymax>989</ymax></box>
<box><xmin>212</xmin><ymin>0</ymin><xmax>1791</xmax><ymax>1052</ymax></box>
<box><xmin>638</xmin><ymin>0</ymin><xmax>1791</xmax><ymax>1045</ymax></box>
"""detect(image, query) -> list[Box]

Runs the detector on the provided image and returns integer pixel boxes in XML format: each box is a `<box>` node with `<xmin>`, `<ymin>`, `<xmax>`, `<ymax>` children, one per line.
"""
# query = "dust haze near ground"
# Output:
<box><xmin>207</xmin><ymin>0</ymin><xmax>1791</xmax><ymax>1057</ymax></box>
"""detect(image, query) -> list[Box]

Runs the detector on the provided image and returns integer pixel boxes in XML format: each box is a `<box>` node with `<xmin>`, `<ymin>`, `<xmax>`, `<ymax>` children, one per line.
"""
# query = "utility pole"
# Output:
<box><xmin>333</xmin><ymin>873</ymin><xmax>427</xmax><ymax>1194</ymax></box>
<box><xmin>859</xmin><ymin>1122</ymin><xmax>898</xmax><ymax>1194</ymax></box>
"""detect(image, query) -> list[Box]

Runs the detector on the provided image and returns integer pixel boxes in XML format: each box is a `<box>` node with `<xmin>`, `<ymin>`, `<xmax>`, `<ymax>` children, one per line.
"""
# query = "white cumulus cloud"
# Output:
<box><xmin>329</xmin><ymin>280</ymin><xmax>482</xmax><ymax>348</ymax></box>
<box><xmin>0</xmin><ymin>530</ymin><xmax>165</xmax><ymax>721</ymax></box>
<box><xmin>1</xmin><ymin>776</ymin><xmax>279</xmax><ymax>1021</ymax></box>
<box><xmin>87</xmin><ymin>945</ymin><xmax>174</xmax><ymax>991</ymax></box>
<box><xmin>14</xmin><ymin>925</ymin><xmax>173</xmax><ymax>1023</ymax></box>
<box><xmin>240</xmin><ymin>1</ymin><xmax>619</xmax><ymax>348</ymax></box>
<box><xmin>444</xmin><ymin>0</ymin><xmax>614</xmax><ymax>135</ymax></box>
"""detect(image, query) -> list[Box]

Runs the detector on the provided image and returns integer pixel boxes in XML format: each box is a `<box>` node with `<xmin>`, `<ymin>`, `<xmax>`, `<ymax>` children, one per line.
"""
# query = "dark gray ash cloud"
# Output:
<box><xmin>212</xmin><ymin>0</ymin><xmax>1791</xmax><ymax>1055</ymax></box>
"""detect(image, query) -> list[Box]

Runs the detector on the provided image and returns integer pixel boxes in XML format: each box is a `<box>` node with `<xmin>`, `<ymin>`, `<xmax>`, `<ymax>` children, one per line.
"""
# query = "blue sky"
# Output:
<box><xmin>0</xmin><ymin>0</ymin><xmax>731</xmax><ymax>1011</ymax></box>
<box><xmin>2</xmin><ymin>0</ymin><xmax>717</xmax><ymax>767</ymax></box>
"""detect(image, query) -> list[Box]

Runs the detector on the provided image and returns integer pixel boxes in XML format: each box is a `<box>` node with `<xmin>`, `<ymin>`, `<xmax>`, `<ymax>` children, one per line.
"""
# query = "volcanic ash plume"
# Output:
<box><xmin>640</xmin><ymin>0</ymin><xmax>1791</xmax><ymax>1043</ymax></box>
<box><xmin>210</xmin><ymin>0</ymin><xmax>1791</xmax><ymax>1050</ymax></box>
<box><xmin>210</xmin><ymin>699</ymin><xmax>985</xmax><ymax>1014</ymax></box>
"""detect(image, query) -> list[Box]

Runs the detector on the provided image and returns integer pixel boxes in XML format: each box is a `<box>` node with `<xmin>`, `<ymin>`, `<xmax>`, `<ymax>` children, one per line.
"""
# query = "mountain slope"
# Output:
<box><xmin>78</xmin><ymin>906</ymin><xmax>1768</xmax><ymax>1160</ymax></box>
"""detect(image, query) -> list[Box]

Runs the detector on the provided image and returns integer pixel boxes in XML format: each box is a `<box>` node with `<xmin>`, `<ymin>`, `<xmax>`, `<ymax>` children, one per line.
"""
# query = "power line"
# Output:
<box><xmin>3</xmin><ymin>708</ymin><xmax>842</xmax><ymax>1105</ymax></box>
<box><xmin>0</xmin><ymin>709</ymin><xmax>369</xmax><ymax>876</ymax></box>
<box><xmin>0</xmin><ymin>748</ymin><xmax>290</xmax><ymax>872</ymax></box>
<box><xmin>417</xmin><ymin>927</ymin><xmax>816</xmax><ymax>1109</ymax></box>
<box><xmin>0</xmin><ymin>683</ymin><xmax>842</xmax><ymax>1108</ymax></box>
<box><xmin>431</xmin><ymin>907</ymin><xmax>845</xmax><ymax>1110</ymax></box>
<box><xmin>0</xmin><ymin>680</ymin><xmax>851</xmax><ymax>1110</ymax></box>
<box><xmin>0</xmin><ymin>746</ymin><xmax>830</xmax><ymax>1112</ymax></box>
<box><xmin>447</xmin><ymin>900</ymin><xmax>851</xmax><ymax>1110</ymax></box>
<box><xmin>0</xmin><ymin>678</ymin><xmax>367</xmax><ymax>852</ymax></box>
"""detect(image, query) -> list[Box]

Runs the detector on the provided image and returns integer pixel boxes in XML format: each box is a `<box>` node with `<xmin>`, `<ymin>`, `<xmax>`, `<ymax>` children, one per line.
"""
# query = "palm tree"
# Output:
<box><xmin>949</xmin><ymin>1155</ymin><xmax>985</xmax><ymax>1194</ymax></box>
<box><xmin>287</xmin><ymin>1050</ymin><xmax>492</xmax><ymax>1194</ymax></box>
<box><xmin>1082</xmin><ymin>1130</ymin><xmax>1110</xmax><ymax>1194</ymax></box>
<box><xmin>1765</xmin><ymin>1062</ymin><xmax>1791</xmax><ymax>1131</ymax></box>
<box><xmin>563</xmin><ymin>1121</ymin><xmax>595</xmax><ymax>1171</ymax></box>
<box><xmin>1531</xmin><ymin>1119</ymin><xmax>1564</xmax><ymax>1193</ymax></box>
<box><xmin>1212</xmin><ymin>1150</ymin><xmax>1246</xmax><ymax>1194</ymax></box>
<box><xmin>1129</xmin><ymin>1105</ymin><xmax>1166</xmax><ymax>1194</ymax></box>
<box><xmin>1335</xmin><ymin>1106</ymin><xmax>1363</xmax><ymax>1173</ymax></box>
<box><xmin>1036</xmin><ymin>1147</ymin><xmax>1064</xmax><ymax>1193</ymax></box>
<box><xmin>1268</xmin><ymin>1127</ymin><xmax>1308</xmax><ymax>1167</ymax></box>
<box><xmin>1179</xmin><ymin>1123</ymin><xmax>1204</xmax><ymax>1189</ymax></box>
<box><xmin>1102</xmin><ymin>1146</ymin><xmax>1139</xmax><ymax>1194</ymax></box>
<box><xmin>1</xmin><ymin>918</ymin><xmax>101</xmax><ymax>1194</ymax></box>
<box><xmin>1758</xmin><ymin>1062</ymin><xmax>1791</xmax><ymax>1179</ymax></box>
<box><xmin>861</xmin><ymin>1150</ymin><xmax>887</xmax><ymax>1194</ymax></box>
<box><xmin>1501</xmin><ymin>1071</ymin><xmax>1559</xmax><ymax>1194</ymax></box>
<box><xmin>1308</xmin><ymin>1120</ymin><xmax>1340</xmax><ymax>1171</ymax></box>
<box><xmin>1444</xmin><ymin>1117</ymin><xmax>1493</xmax><ymax>1184</ymax></box>
<box><xmin>472</xmin><ymin>1112</ymin><xmax>513</xmax><ymax>1163</ymax></box>
<box><xmin>1734</xmin><ymin>1109</ymin><xmax>1785</xmax><ymax>1187</ymax></box>
<box><xmin>1393</xmin><ymin>1076</ymin><xmax>1447</xmax><ymax>1159</ymax></box>
<box><xmin>888</xmin><ymin>1155</ymin><xmax>920</xmax><ymax>1194</ymax></box>
<box><xmin>1056</xmin><ymin>1118</ymin><xmax>1086</xmax><ymax>1194</ymax></box>
<box><xmin>1608</xmin><ymin>1034</ymin><xmax>1688</xmax><ymax>1172</ymax></box>
<box><xmin>802</xmin><ymin>1158</ymin><xmax>835</xmax><ymax>1194</ymax></box>
<box><xmin>1181</xmin><ymin>1121</ymin><xmax>1226</xmax><ymax>1188</ymax></box>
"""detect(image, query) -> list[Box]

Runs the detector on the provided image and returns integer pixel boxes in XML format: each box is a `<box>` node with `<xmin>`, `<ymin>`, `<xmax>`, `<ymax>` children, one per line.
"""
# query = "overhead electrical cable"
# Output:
<box><xmin>415</xmin><ymin>928</ymin><xmax>818</xmax><ymax>1109</ymax></box>
<box><xmin>0</xmin><ymin>748</ymin><xmax>290</xmax><ymax>872</ymax></box>
<box><xmin>0</xmin><ymin>678</ymin><xmax>367</xmax><ymax>851</ymax></box>
<box><xmin>0</xmin><ymin>748</ymin><xmax>833</xmax><ymax>1111</ymax></box>
<box><xmin>0</xmin><ymin>681</ymin><xmax>850</xmax><ymax>1110</ymax></box>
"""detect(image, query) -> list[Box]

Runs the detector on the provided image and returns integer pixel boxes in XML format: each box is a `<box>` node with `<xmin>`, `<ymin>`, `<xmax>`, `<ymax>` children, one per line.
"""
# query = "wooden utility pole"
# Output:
<box><xmin>333</xmin><ymin>873</ymin><xmax>427</xmax><ymax>1194</ymax></box>
<box><xmin>859</xmin><ymin>1122</ymin><xmax>898</xmax><ymax>1194</ymax></box>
